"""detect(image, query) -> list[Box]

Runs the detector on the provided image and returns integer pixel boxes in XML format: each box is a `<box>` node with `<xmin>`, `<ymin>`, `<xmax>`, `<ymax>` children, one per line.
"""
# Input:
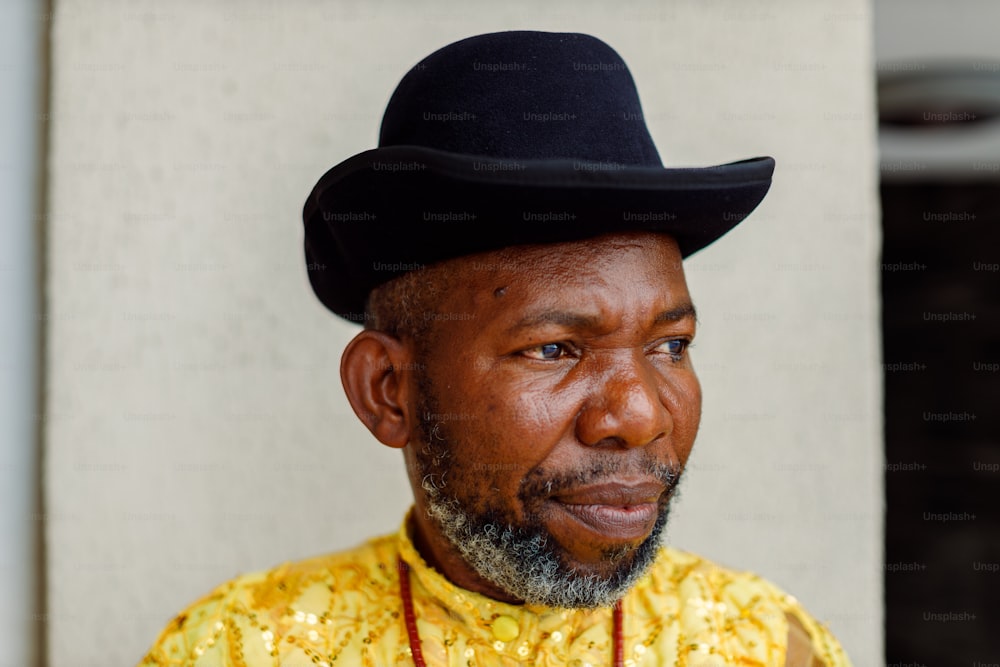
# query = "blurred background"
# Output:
<box><xmin>1</xmin><ymin>1</ymin><xmax>995</xmax><ymax>666</ymax></box>
<box><xmin>876</xmin><ymin>0</ymin><xmax>1000</xmax><ymax>664</ymax></box>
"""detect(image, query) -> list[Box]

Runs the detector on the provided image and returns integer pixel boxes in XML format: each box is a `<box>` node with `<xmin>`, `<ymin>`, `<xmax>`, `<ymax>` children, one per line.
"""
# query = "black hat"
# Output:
<box><xmin>302</xmin><ymin>30</ymin><xmax>774</xmax><ymax>322</ymax></box>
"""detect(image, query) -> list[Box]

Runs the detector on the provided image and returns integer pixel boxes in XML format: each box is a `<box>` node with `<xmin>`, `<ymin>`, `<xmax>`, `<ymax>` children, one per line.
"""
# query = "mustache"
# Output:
<box><xmin>519</xmin><ymin>456</ymin><xmax>682</xmax><ymax>500</ymax></box>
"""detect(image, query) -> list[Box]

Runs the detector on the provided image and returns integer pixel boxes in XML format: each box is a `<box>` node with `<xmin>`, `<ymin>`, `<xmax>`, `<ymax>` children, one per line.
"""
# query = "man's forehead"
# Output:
<box><xmin>418</xmin><ymin>232</ymin><xmax>692</xmax><ymax>323</ymax></box>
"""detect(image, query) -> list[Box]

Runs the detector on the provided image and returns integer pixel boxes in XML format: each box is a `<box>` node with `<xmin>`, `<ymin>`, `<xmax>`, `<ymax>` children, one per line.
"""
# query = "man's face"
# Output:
<box><xmin>403</xmin><ymin>231</ymin><xmax>702</xmax><ymax>607</ymax></box>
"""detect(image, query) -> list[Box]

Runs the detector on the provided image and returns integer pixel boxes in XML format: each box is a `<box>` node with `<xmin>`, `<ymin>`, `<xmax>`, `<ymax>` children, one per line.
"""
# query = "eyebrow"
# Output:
<box><xmin>504</xmin><ymin>302</ymin><xmax>697</xmax><ymax>335</ymax></box>
<box><xmin>654</xmin><ymin>302</ymin><xmax>698</xmax><ymax>323</ymax></box>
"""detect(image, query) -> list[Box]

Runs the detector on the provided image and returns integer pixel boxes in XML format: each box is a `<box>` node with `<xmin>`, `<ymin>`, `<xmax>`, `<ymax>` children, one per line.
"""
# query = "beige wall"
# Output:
<box><xmin>45</xmin><ymin>1</ymin><xmax>881</xmax><ymax>665</ymax></box>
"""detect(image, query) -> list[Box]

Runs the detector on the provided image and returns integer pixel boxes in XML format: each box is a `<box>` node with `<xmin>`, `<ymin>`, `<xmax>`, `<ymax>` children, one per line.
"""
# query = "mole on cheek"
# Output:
<box><xmin>493</xmin><ymin>286</ymin><xmax>508</xmax><ymax>298</ymax></box>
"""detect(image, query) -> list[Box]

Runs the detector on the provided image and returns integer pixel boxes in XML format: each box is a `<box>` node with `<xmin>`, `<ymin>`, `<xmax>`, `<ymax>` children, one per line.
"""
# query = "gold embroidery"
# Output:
<box><xmin>138</xmin><ymin>511</ymin><xmax>853</xmax><ymax>666</ymax></box>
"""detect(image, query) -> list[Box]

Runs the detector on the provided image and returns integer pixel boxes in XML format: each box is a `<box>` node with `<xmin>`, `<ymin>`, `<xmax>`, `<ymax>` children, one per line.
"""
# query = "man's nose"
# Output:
<box><xmin>574</xmin><ymin>351</ymin><xmax>672</xmax><ymax>449</ymax></box>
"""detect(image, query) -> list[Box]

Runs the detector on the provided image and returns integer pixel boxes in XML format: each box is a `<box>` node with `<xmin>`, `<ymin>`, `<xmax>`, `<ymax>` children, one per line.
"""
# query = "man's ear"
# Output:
<box><xmin>340</xmin><ymin>330</ymin><xmax>414</xmax><ymax>449</ymax></box>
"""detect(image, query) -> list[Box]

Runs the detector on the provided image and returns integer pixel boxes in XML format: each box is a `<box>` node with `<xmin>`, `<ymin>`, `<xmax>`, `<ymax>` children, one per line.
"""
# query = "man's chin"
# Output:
<box><xmin>549</xmin><ymin>543</ymin><xmax>650</xmax><ymax>586</ymax></box>
<box><xmin>536</xmin><ymin>511</ymin><xmax>666</xmax><ymax>587</ymax></box>
<box><xmin>427</xmin><ymin>495</ymin><xmax>670</xmax><ymax>608</ymax></box>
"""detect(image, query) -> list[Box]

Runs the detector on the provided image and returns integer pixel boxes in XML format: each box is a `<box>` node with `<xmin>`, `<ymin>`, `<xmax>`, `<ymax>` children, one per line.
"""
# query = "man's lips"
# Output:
<box><xmin>548</xmin><ymin>481</ymin><xmax>665</xmax><ymax>541</ymax></box>
<box><xmin>552</xmin><ymin>481</ymin><xmax>664</xmax><ymax>506</ymax></box>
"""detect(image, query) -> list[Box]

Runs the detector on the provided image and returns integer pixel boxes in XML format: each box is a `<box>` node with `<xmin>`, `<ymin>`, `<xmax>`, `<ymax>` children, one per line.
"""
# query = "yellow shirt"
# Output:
<box><xmin>139</xmin><ymin>513</ymin><xmax>852</xmax><ymax>666</ymax></box>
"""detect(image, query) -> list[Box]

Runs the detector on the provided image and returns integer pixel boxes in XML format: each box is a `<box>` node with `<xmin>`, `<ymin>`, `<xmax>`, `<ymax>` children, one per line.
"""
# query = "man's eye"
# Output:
<box><xmin>523</xmin><ymin>343</ymin><xmax>568</xmax><ymax>361</ymax></box>
<box><xmin>657</xmin><ymin>339</ymin><xmax>690</xmax><ymax>361</ymax></box>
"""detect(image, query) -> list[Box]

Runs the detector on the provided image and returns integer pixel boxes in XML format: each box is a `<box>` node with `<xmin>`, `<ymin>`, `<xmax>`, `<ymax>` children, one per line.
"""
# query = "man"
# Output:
<box><xmin>140</xmin><ymin>31</ymin><xmax>852</xmax><ymax>666</ymax></box>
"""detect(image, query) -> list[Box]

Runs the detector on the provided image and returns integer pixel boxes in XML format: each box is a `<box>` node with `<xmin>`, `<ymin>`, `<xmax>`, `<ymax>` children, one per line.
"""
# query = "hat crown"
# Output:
<box><xmin>378</xmin><ymin>31</ymin><xmax>663</xmax><ymax>166</ymax></box>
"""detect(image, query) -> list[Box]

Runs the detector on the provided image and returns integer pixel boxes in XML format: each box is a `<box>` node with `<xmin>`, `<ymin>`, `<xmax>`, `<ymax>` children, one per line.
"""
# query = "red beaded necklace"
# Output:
<box><xmin>398</xmin><ymin>556</ymin><xmax>625</xmax><ymax>667</ymax></box>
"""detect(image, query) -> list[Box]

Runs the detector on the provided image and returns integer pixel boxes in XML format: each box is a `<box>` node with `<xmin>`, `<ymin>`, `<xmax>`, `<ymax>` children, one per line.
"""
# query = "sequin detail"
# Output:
<box><xmin>138</xmin><ymin>510</ymin><xmax>853</xmax><ymax>666</ymax></box>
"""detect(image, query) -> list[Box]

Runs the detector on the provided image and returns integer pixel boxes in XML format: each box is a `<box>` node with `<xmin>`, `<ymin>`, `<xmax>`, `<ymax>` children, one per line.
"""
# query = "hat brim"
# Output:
<box><xmin>303</xmin><ymin>145</ymin><xmax>774</xmax><ymax>321</ymax></box>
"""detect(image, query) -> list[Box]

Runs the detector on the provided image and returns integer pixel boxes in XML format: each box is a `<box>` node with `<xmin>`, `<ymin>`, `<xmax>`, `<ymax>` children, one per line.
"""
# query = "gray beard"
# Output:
<box><xmin>414</xmin><ymin>380</ymin><xmax>681</xmax><ymax>609</ymax></box>
<box><xmin>421</xmin><ymin>481</ymin><xmax>673</xmax><ymax>609</ymax></box>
